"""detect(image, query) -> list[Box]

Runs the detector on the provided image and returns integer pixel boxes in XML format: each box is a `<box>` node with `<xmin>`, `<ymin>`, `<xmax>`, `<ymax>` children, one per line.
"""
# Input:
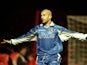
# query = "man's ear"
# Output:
<box><xmin>49</xmin><ymin>15</ymin><xmax>52</xmax><ymax>19</ymax></box>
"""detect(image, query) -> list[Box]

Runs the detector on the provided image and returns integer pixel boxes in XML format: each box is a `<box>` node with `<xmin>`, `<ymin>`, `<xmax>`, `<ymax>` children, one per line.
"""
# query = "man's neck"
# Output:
<box><xmin>44</xmin><ymin>21</ymin><xmax>51</xmax><ymax>27</ymax></box>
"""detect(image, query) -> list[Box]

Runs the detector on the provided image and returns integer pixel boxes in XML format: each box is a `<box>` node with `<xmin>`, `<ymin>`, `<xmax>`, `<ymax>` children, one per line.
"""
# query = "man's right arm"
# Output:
<box><xmin>1</xmin><ymin>26</ymin><xmax>37</xmax><ymax>45</ymax></box>
<box><xmin>10</xmin><ymin>33</ymin><xmax>37</xmax><ymax>45</ymax></box>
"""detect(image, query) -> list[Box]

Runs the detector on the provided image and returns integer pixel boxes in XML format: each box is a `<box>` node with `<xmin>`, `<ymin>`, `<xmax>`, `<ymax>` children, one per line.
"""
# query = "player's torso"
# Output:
<box><xmin>36</xmin><ymin>26</ymin><xmax>59</xmax><ymax>50</ymax></box>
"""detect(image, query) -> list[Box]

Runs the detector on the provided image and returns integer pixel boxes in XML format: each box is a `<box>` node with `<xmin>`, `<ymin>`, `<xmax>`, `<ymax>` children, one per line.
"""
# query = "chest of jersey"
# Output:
<box><xmin>37</xmin><ymin>26</ymin><xmax>58</xmax><ymax>39</ymax></box>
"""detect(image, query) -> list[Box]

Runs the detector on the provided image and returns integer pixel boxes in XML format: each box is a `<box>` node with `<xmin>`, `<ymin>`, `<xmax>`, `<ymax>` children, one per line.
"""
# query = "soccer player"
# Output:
<box><xmin>1</xmin><ymin>9</ymin><xmax>87</xmax><ymax>65</ymax></box>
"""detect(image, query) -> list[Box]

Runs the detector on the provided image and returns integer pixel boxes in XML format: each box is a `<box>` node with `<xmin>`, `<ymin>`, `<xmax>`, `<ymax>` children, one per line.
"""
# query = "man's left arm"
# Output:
<box><xmin>70</xmin><ymin>32</ymin><xmax>87</xmax><ymax>40</ymax></box>
<box><xmin>57</xmin><ymin>26</ymin><xmax>87</xmax><ymax>41</ymax></box>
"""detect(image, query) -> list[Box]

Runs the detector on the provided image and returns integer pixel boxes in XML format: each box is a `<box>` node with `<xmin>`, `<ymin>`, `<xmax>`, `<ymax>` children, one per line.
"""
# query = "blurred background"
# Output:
<box><xmin>0</xmin><ymin>0</ymin><xmax>87</xmax><ymax>65</ymax></box>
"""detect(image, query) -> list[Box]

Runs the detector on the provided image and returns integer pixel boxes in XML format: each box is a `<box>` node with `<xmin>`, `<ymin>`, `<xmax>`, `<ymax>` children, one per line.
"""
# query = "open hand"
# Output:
<box><xmin>1</xmin><ymin>39</ymin><xmax>11</xmax><ymax>44</ymax></box>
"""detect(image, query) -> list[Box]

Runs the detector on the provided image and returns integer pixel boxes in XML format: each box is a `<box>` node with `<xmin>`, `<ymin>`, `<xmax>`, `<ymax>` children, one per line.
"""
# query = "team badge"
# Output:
<box><xmin>50</xmin><ymin>28</ymin><xmax>54</xmax><ymax>32</ymax></box>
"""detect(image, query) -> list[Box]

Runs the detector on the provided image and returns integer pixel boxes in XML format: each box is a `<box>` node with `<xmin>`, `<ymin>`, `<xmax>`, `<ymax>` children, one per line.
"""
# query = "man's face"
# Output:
<box><xmin>41</xmin><ymin>10</ymin><xmax>52</xmax><ymax>23</ymax></box>
<box><xmin>20</xmin><ymin>48</ymin><xmax>27</xmax><ymax>55</ymax></box>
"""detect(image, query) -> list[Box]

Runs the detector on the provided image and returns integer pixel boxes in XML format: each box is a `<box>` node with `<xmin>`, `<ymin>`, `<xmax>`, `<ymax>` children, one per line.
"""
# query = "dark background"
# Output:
<box><xmin>0</xmin><ymin>0</ymin><xmax>87</xmax><ymax>65</ymax></box>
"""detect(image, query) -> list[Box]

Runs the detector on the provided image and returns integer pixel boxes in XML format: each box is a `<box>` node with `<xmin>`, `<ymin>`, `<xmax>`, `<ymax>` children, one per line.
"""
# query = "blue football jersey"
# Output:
<box><xmin>10</xmin><ymin>22</ymin><xmax>87</xmax><ymax>55</ymax></box>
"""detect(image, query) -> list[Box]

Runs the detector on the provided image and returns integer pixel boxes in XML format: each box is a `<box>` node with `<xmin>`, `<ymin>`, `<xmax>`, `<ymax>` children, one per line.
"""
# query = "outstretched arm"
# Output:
<box><xmin>59</xmin><ymin>33</ymin><xmax>71</xmax><ymax>42</ymax></box>
<box><xmin>1</xmin><ymin>39</ymin><xmax>11</xmax><ymax>44</ymax></box>
<box><xmin>70</xmin><ymin>32</ymin><xmax>87</xmax><ymax>40</ymax></box>
<box><xmin>1</xmin><ymin>26</ymin><xmax>37</xmax><ymax>45</ymax></box>
<box><xmin>57</xmin><ymin>25</ymin><xmax>87</xmax><ymax>42</ymax></box>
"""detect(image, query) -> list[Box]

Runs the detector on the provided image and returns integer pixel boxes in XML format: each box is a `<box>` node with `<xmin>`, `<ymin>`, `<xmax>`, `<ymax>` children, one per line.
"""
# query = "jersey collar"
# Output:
<box><xmin>40</xmin><ymin>21</ymin><xmax>55</xmax><ymax>28</ymax></box>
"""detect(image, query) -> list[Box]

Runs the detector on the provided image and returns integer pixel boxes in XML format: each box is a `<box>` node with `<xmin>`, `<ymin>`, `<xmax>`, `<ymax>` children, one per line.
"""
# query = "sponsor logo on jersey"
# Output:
<box><xmin>39</xmin><ymin>34</ymin><xmax>55</xmax><ymax>38</ymax></box>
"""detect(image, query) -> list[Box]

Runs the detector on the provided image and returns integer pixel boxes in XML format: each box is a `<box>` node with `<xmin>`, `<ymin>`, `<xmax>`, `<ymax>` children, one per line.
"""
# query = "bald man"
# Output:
<box><xmin>2</xmin><ymin>9</ymin><xmax>87</xmax><ymax>65</ymax></box>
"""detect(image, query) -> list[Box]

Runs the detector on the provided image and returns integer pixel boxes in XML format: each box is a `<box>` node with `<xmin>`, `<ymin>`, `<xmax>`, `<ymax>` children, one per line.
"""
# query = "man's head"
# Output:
<box><xmin>41</xmin><ymin>9</ymin><xmax>52</xmax><ymax>24</ymax></box>
<box><xmin>19</xmin><ymin>46</ymin><xmax>27</xmax><ymax>56</ymax></box>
